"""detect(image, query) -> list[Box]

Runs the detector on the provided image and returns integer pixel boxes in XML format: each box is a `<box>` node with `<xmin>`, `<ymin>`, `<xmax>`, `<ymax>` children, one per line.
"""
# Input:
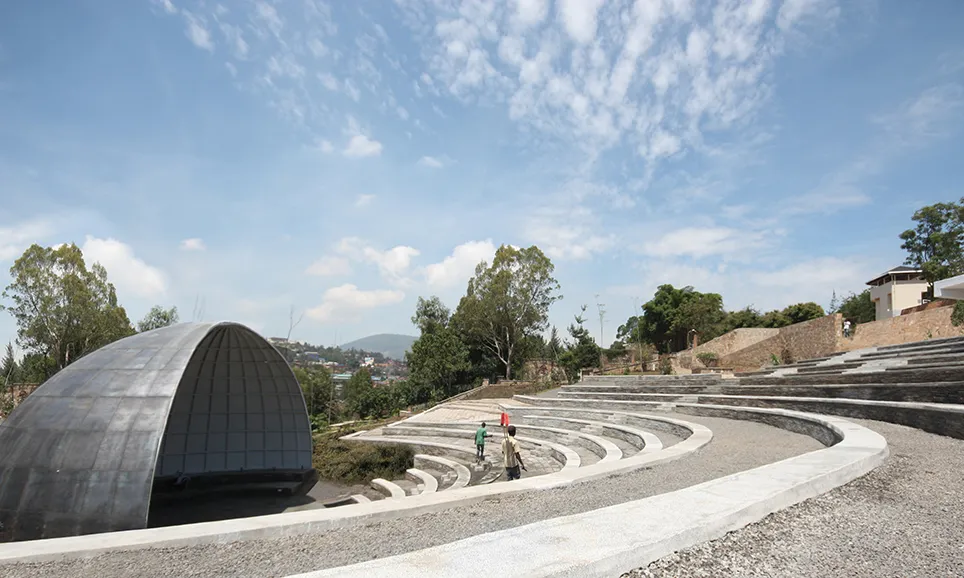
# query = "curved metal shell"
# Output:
<box><xmin>0</xmin><ymin>322</ymin><xmax>313</xmax><ymax>542</ymax></box>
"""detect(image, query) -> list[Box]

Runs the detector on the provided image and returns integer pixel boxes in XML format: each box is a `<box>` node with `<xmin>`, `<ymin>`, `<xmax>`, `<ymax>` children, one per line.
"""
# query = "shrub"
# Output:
<box><xmin>770</xmin><ymin>353</ymin><xmax>780</xmax><ymax>366</ymax></box>
<box><xmin>658</xmin><ymin>356</ymin><xmax>674</xmax><ymax>375</ymax></box>
<box><xmin>952</xmin><ymin>301</ymin><xmax>964</xmax><ymax>327</ymax></box>
<box><xmin>312</xmin><ymin>433</ymin><xmax>414</xmax><ymax>485</ymax></box>
<box><xmin>696</xmin><ymin>352</ymin><xmax>718</xmax><ymax>366</ymax></box>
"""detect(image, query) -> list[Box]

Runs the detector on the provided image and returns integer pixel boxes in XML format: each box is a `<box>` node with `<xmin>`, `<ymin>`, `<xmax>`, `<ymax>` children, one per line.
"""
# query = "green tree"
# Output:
<box><xmin>1</xmin><ymin>243</ymin><xmax>134</xmax><ymax>378</ymax></box>
<box><xmin>406</xmin><ymin>328</ymin><xmax>470</xmax><ymax>398</ymax></box>
<box><xmin>760</xmin><ymin>309</ymin><xmax>791</xmax><ymax>328</ymax></box>
<box><xmin>558</xmin><ymin>306</ymin><xmax>602</xmax><ymax>381</ymax></box>
<box><xmin>411</xmin><ymin>296</ymin><xmax>451</xmax><ymax>336</ymax></box>
<box><xmin>782</xmin><ymin>302</ymin><xmax>825</xmax><ymax>324</ymax></box>
<box><xmin>672</xmin><ymin>291</ymin><xmax>727</xmax><ymax>345</ymax></box>
<box><xmin>344</xmin><ymin>368</ymin><xmax>374</xmax><ymax>418</ymax></box>
<box><xmin>1</xmin><ymin>342</ymin><xmax>17</xmax><ymax>384</ymax></box>
<box><xmin>900</xmin><ymin>199</ymin><xmax>964</xmax><ymax>283</ymax></box>
<box><xmin>137</xmin><ymin>305</ymin><xmax>180</xmax><ymax>332</ymax></box>
<box><xmin>292</xmin><ymin>366</ymin><xmax>335</xmax><ymax>418</ymax></box>
<box><xmin>452</xmin><ymin>245</ymin><xmax>561</xmax><ymax>379</ymax></box>
<box><xmin>722</xmin><ymin>307</ymin><xmax>764</xmax><ymax>332</ymax></box>
<box><xmin>838</xmin><ymin>289</ymin><xmax>876</xmax><ymax>323</ymax></box>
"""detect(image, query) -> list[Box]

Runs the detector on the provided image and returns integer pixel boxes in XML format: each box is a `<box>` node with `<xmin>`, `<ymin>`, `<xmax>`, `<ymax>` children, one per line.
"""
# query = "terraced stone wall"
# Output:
<box><xmin>677</xmin><ymin>328</ymin><xmax>780</xmax><ymax>369</ymax></box>
<box><xmin>720</xmin><ymin>314</ymin><xmax>842</xmax><ymax>371</ymax></box>
<box><xmin>840</xmin><ymin>305</ymin><xmax>958</xmax><ymax>351</ymax></box>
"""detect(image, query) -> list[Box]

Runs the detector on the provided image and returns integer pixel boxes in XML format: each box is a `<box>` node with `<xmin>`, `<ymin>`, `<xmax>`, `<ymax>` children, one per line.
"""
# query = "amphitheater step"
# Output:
<box><xmin>370</xmin><ymin>478</ymin><xmax>406</xmax><ymax>499</ymax></box>
<box><xmin>413</xmin><ymin>454</ymin><xmax>471</xmax><ymax>490</ymax></box>
<box><xmin>405</xmin><ymin>468</ymin><xmax>439</xmax><ymax>494</ymax></box>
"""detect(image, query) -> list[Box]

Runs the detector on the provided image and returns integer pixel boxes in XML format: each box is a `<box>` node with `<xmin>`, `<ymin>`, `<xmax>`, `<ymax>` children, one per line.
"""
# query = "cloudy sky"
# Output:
<box><xmin>1</xmin><ymin>0</ymin><xmax>962</xmax><ymax>349</ymax></box>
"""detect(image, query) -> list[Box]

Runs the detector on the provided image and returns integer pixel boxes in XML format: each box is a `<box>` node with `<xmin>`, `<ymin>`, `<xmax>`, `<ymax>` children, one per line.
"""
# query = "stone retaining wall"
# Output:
<box><xmin>840</xmin><ymin>306</ymin><xmax>958</xmax><ymax>351</ymax></box>
<box><xmin>720</xmin><ymin>314</ymin><xmax>842</xmax><ymax>371</ymax></box>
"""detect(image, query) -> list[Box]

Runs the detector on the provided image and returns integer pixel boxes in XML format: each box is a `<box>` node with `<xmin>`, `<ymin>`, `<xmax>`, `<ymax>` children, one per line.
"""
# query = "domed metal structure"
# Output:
<box><xmin>0</xmin><ymin>322</ymin><xmax>315</xmax><ymax>542</ymax></box>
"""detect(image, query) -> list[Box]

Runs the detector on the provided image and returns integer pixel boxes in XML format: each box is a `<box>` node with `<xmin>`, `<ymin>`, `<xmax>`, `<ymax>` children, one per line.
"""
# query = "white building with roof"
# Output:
<box><xmin>866</xmin><ymin>265</ymin><xmax>928</xmax><ymax>321</ymax></box>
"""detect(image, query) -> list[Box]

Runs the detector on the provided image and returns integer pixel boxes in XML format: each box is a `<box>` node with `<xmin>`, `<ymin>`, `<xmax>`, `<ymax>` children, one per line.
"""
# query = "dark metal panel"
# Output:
<box><xmin>0</xmin><ymin>321</ymin><xmax>315</xmax><ymax>543</ymax></box>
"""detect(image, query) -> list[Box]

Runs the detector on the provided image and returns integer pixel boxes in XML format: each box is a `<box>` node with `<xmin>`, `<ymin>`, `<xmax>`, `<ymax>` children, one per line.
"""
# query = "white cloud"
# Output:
<box><xmin>179</xmin><ymin>238</ymin><xmax>206</xmax><ymax>251</ymax></box>
<box><xmin>306</xmin><ymin>284</ymin><xmax>405</xmax><ymax>322</ymax></box>
<box><xmin>418</xmin><ymin>156</ymin><xmax>444</xmax><ymax>168</ymax></box>
<box><xmin>318</xmin><ymin>72</ymin><xmax>339</xmax><ymax>91</ymax></box>
<box><xmin>305</xmin><ymin>255</ymin><xmax>352</xmax><ymax>277</ymax></box>
<box><xmin>422</xmin><ymin>240</ymin><xmax>497</xmax><ymax>288</ymax></box>
<box><xmin>155</xmin><ymin>0</ymin><xmax>177</xmax><ymax>15</ymax></box>
<box><xmin>558</xmin><ymin>0</ymin><xmax>606</xmax><ymax>44</ymax></box>
<box><xmin>343</xmin><ymin>134</ymin><xmax>383</xmax><ymax>158</ymax></box>
<box><xmin>642</xmin><ymin>227</ymin><xmax>769</xmax><ymax>259</ymax></box>
<box><xmin>318</xmin><ymin>139</ymin><xmax>334</xmax><ymax>154</ymax></box>
<box><xmin>81</xmin><ymin>236</ymin><xmax>166</xmax><ymax>298</ymax></box>
<box><xmin>513</xmin><ymin>0</ymin><xmax>550</xmax><ymax>29</ymax></box>
<box><xmin>0</xmin><ymin>219</ymin><xmax>54</xmax><ymax>261</ymax></box>
<box><xmin>524</xmin><ymin>203</ymin><xmax>616</xmax><ymax>261</ymax></box>
<box><xmin>319</xmin><ymin>237</ymin><xmax>421</xmax><ymax>286</ymax></box>
<box><xmin>182</xmin><ymin>12</ymin><xmax>214</xmax><ymax>52</ymax></box>
<box><xmin>355</xmin><ymin>194</ymin><xmax>376</xmax><ymax>208</ymax></box>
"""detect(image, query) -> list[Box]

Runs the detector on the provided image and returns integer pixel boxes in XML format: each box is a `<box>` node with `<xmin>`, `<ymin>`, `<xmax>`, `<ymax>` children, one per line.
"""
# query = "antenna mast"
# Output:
<box><xmin>594</xmin><ymin>294</ymin><xmax>606</xmax><ymax>347</ymax></box>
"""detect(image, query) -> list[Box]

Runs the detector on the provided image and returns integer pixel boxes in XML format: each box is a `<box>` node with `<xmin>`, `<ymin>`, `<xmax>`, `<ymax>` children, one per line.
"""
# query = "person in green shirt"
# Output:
<box><xmin>475</xmin><ymin>422</ymin><xmax>491</xmax><ymax>463</ymax></box>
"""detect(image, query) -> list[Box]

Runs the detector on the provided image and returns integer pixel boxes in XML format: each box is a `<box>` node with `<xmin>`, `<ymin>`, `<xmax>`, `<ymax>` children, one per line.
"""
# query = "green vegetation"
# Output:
<box><xmin>900</xmin><ymin>198</ymin><xmax>964</xmax><ymax>285</ymax></box>
<box><xmin>137</xmin><ymin>305</ymin><xmax>179</xmax><ymax>332</ymax></box>
<box><xmin>952</xmin><ymin>301</ymin><xmax>964</xmax><ymax>327</ymax></box>
<box><xmin>558</xmin><ymin>306</ymin><xmax>602</xmax><ymax>382</ymax></box>
<box><xmin>614</xmin><ymin>284</ymin><xmax>826</xmax><ymax>355</ymax></box>
<box><xmin>831</xmin><ymin>289</ymin><xmax>876</xmax><ymax>324</ymax></box>
<box><xmin>696</xmin><ymin>352</ymin><xmax>719</xmax><ymax>366</ymax></box>
<box><xmin>312</xmin><ymin>428</ymin><xmax>414</xmax><ymax>484</ymax></box>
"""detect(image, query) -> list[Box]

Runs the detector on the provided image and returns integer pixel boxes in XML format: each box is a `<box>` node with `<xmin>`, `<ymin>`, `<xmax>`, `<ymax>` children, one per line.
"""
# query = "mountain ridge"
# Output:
<box><xmin>339</xmin><ymin>333</ymin><xmax>417</xmax><ymax>360</ymax></box>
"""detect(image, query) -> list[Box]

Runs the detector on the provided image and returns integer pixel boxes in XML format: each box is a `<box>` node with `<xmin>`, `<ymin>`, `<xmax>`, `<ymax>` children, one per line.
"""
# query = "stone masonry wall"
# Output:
<box><xmin>677</xmin><ymin>327</ymin><xmax>780</xmax><ymax>369</ymax></box>
<box><xmin>720</xmin><ymin>314</ymin><xmax>842</xmax><ymax>371</ymax></box>
<box><xmin>840</xmin><ymin>305</ymin><xmax>958</xmax><ymax>351</ymax></box>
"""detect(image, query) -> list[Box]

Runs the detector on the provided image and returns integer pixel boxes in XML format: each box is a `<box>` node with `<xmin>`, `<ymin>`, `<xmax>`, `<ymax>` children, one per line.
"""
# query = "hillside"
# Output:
<box><xmin>339</xmin><ymin>334</ymin><xmax>417</xmax><ymax>360</ymax></box>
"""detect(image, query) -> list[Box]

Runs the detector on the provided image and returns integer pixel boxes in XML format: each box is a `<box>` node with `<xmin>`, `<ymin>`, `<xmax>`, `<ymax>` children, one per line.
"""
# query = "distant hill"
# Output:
<box><xmin>339</xmin><ymin>334</ymin><xmax>417</xmax><ymax>360</ymax></box>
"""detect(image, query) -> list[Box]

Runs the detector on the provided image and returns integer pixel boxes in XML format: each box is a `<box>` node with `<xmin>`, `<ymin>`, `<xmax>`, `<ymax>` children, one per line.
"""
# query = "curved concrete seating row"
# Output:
<box><xmin>518</xmin><ymin>415</ymin><xmax>662</xmax><ymax>453</ymax></box>
<box><xmin>351</xmin><ymin>436</ymin><xmax>494</xmax><ymax>485</ymax></box>
<box><xmin>565</xmin><ymin>381</ymin><xmax>964</xmax><ymax>404</ymax></box>
<box><xmin>0</xmin><ymin>411</ymin><xmax>716</xmax><ymax>565</ymax></box>
<box><xmin>350</xmin><ymin>494</ymin><xmax>370</xmax><ymax>504</ymax></box>
<box><xmin>391</xmin><ymin>421</ymin><xmax>622</xmax><ymax>463</ymax></box>
<box><xmin>290</xmin><ymin>404</ymin><xmax>888</xmax><ymax>578</ymax></box>
<box><xmin>556</xmin><ymin>390</ymin><xmax>964</xmax><ymax>442</ymax></box>
<box><xmin>370</xmin><ymin>478</ymin><xmax>406</xmax><ymax>499</ymax></box>
<box><xmin>405</xmin><ymin>468</ymin><xmax>439</xmax><ymax>494</ymax></box>
<box><xmin>413</xmin><ymin>454</ymin><xmax>471</xmax><ymax>490</ymax></box>
<box><xmin>379</xmin><ymin>425</ymin><xmax>582</xmax><ymax>470</ymax></box>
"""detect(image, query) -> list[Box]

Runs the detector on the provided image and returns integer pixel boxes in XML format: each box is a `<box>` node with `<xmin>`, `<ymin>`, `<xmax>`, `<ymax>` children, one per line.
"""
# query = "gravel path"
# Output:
<box><xmin>4</xmin><ymin>414</ymin><xmax>821</xmax><ymax>578</ymax></box>
<box><xmin>624</xmin><ymin>419</ymin><xmax>964</xmax><ymax>578</ymax></box>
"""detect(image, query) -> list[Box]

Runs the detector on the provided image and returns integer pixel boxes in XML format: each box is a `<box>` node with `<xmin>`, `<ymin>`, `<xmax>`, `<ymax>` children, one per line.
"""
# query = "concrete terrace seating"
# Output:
<box><xmin>413</xmin><ymin>454</ymin><xmax>471</xmax><ymax>490</ymax></box>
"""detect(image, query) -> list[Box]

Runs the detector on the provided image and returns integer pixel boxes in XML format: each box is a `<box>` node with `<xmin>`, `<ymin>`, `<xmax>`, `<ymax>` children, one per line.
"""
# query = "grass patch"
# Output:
<box><xmin>312</xmin><ymin>429</ymin><xmax>414</xmax><ymax>485</ymax></box>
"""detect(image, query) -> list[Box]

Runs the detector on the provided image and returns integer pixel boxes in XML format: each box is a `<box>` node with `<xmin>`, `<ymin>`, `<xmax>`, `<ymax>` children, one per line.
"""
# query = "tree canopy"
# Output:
<box><xmin>836</xmin><ymin>289</ymin><xmax>876</xmax><ymax>323</ymax></box>
<box><xmin>452</xmin><ymin>245</ymin><xmax>561</xmax><ymax>379</ymax></box>
<box><xmin>558</xmin><ymin>306</ymin><xmax>601</xmax><ymax>381</ymax></box>
<box><xmin>137</xmin><ymin>305</ymin><xmax>180</xmax><ymax>332</ymax></box>
<box><xmin>1</xmin><ymin>243</ymin><xmax>134</xmax><ymax>378</ymax></box>
<box><xmin>900</xmin><ymin>199</ymin><xmax>964</xmax><ymax>283</ymax></box>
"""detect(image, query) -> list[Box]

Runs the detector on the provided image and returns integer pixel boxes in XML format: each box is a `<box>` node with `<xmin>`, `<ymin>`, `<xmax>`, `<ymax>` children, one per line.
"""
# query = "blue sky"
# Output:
<box><xmin>1</xmin><ymin>0</ymin><xmax>962</xmax><ymax>351</ymax></box>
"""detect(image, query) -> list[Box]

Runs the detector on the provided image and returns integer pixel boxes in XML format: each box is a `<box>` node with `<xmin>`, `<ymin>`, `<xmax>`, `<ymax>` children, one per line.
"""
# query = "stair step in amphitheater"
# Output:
<box><xmin>6</xmin><ymin>336</ymin><xmax>964</xmax><ymax>577</ymax></box>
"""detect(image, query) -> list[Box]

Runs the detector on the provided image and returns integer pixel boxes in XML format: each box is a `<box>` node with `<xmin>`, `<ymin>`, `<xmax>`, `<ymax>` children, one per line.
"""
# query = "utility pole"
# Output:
<box><xmin>595</xmin><ymin>294</ymin><xmax>606</xmax><ymax>347</ymax></box>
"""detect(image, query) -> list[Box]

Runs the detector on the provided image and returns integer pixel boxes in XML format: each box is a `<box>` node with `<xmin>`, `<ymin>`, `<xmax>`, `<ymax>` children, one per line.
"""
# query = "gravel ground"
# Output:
<box><xmin>623</xmin><ymin>419</ymin><xmax>964</xmax><ymax>578</ymax></box>
<box><xmin>4</xmin><ymin>414</ymin><xmax>821</xmax><ymax>578</ymax></box>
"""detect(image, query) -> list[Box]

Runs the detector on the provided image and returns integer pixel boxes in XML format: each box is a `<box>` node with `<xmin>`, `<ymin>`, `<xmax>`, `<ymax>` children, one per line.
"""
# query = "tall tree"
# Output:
<box><xmin>406</xmin><ymin>329</ymin><xmax>470</xmax><ymax>399</ymax></box>
<box><xmin>292</xmin><ymin>365</ymin><xmax>334</xmax><ymax>417</ymax></box>
<box><xmin>344</xmin><ymin>368</ymin><xmax>374</xmax><ymax>418</ymax></box>
<box><xmin>452</xmin><ymin>245</ymin><xmax>561</xmax><ymax>379</ymax></box>
<box><xmin>411</xmin><ymin>296</ymin><xmax>451</xmax><ymax>336</ymax></box>
<box><xmin>559</xmin><ymin>305</ymin><xmax>602</xmax><ymax>381</ymax></box>
<box><xmin>1</xmin><ymin>243</ymin><xmax>134</xmax><ymax>377</ymax></box>
<box><xmin>1</xmin><ymin>342</ymin><xmax>17</xmax><ymax>384</ymax></box>
<box><xmin>672</xmin><ymin>291</ymin><xmax>727</xmax><ymax>345</ymax></box>
<box><xmin>899</xmin><ymin>199</ymin><xmax>964</xmax><ymax>283</ymax></box>
<box><xmin>137</xmin><ymin>305</ymin><xmax>180</xmax><ymax>332</ymax></box>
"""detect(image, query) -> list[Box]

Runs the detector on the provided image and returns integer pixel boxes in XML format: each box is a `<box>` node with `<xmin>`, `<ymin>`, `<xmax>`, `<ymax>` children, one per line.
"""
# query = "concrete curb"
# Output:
<box><xmin>288</xmin><ymin>410</ymin><xmax>888</xmax><ymax>578</ymax></box>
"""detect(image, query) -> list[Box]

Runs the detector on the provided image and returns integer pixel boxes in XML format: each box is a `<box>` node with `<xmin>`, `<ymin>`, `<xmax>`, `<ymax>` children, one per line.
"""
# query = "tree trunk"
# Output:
<box><xmin>504</xmin><ymin>346</ymin><xmax>512</xmax><ymax>380</ymax></box>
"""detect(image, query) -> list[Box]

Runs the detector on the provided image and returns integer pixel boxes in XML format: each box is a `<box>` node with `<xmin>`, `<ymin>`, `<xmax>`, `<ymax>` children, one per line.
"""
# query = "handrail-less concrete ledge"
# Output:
<box><xmin>379</xmin><ymin>425</ymin><xmax>583</xmax><ymax>470</ymax></box>
<box><xmin>405</xmin><ymin>468</ymin><xmax>439</xmax><ymax>494</ymax></box>
<box><xmin>519</xmin><ymin>415</ymin><xmax>663</xmax><ymax>453</ymax></box>
<box><xmin>291</xmin><ymin>410</ymin><xmax>887</xmax><ymax>578</ymax></box>
<box><xmin>370</xmin><ymin>478</ymin><xmax>406</xmax><ymax>499</ymax></box>
<box><xmin>0</xmin><ymin>412</ymin><xmax>709</xmax><ymax>565</ymax></box>
<box><xmin>413</xmin><ymin>454</ymin><xmax>471</xmax><ymax>489</ymax></box>
<box><xmin>391</xmin><ymin>422</ymin><xmax>622</xmax><ymax>462</ymax></box>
